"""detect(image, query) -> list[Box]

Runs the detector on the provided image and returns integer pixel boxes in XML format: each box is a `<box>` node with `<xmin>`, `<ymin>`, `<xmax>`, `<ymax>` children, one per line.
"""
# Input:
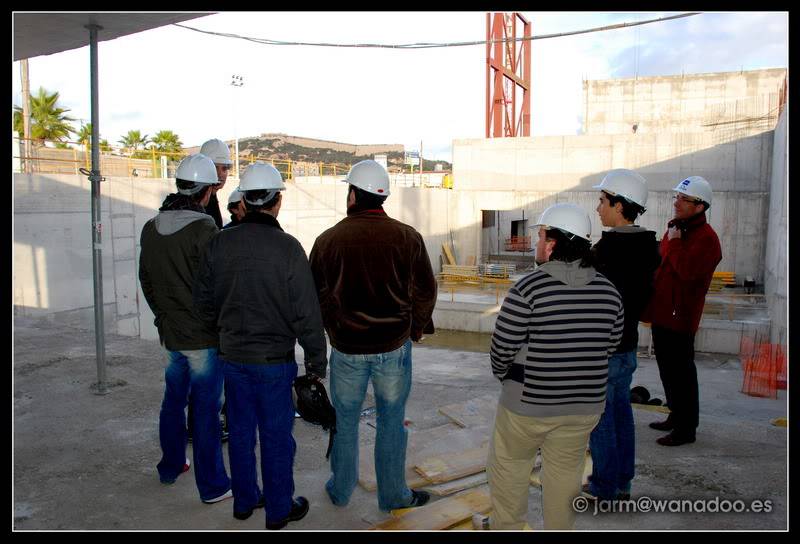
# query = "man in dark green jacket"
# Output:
<box><xmin>139</xmin><ymin>153</ymin><xmax>232</xmax><ymax>504</ymax></box>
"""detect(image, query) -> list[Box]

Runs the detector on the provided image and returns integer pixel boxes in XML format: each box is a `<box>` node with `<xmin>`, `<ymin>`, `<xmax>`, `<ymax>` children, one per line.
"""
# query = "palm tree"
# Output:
<box><xmin>12</xmin><ymin>87</ymin><xmax>76</xmax><ymax>146</ymax></box>
<box><xmin>149</xmin><ymin>130</ymin><xmax>184</xmax><ymax>158</ymax></box>
<box><xmin>77</xmin><ymin>123</ymin><xmax>112</xmax><ymax>152</ymax></box>
<box><xmin>118</xmin><ymin>129</ymin><xmax>150</xmax><ymax>156</ymax></box>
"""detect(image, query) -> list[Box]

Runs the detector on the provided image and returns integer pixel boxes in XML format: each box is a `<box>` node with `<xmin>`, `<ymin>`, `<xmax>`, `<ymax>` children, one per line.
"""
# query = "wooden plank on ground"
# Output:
<box><xmin>414</xmin><ymin>441</ymin><xmax>489</xmax><ymax>483</ymax></box>
<box><xmin>421</xmin><ymin>471</ymin><xmax>488</xmax><ymax>497</ymax></box>
<box><xmin>358</xmin><ymin>423</ymin><xmax>490</xmax><ymax>491</ymax></box>
<box><xmin>632</xmin><ymin>402</ymin><xmax>671</xmax><ymax>414</ymax></box>
<box><xmin>438</xmin><ymin>394</ymin><xmax>498</xmax><ymax>429</ymax></box>
<box><xmin>372</xmin><ymin>485</ymin><xmax>492</xmax><ymax>530</ymax></box>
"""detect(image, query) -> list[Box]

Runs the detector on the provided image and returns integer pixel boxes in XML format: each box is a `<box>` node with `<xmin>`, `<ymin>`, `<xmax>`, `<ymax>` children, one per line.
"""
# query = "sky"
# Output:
<box><xmin>11</xmin><ymin>11</ymin><xmax>789</xmax><ymax>162</ymax></box>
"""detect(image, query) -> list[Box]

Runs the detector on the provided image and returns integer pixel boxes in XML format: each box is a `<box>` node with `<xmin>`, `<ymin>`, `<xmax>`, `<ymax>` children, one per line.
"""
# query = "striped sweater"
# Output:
<box><xmin>490</xmin><ymin>259</ymin><xmax>624</xmax><ymax>417</ymax></box>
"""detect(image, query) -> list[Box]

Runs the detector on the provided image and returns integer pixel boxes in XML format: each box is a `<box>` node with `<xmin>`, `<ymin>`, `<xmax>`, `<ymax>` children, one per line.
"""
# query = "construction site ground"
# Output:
<box><xmin>13</xmin><ymin>316</ymin><xmax>787</xmax><ymax>531</ymax></box>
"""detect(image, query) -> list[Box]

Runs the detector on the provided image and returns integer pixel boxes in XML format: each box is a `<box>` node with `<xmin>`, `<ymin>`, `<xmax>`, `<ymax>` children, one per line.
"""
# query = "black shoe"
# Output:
<box><xmin>265</xmin><ymin>497</ymin><xmax>309</xmax><ymax>530</ymax></box>
<box><xmin>408</xmin><ymin>490</ymin><xmax>430</xmax><ymax>508</ymax></box>
<box><xmin>656</xmin><ymin>432</ymin><xmax>696</xmax><ymax>447</ymax></box>
<box><xmin>233</xmin><ymin>496</ymin><xmax>265</xmax><ymax>520</ymax></box>
<box><xmin>648</xmin><ymin>419</ymin><xmax>674</xmax><ymax>431</ymax></box>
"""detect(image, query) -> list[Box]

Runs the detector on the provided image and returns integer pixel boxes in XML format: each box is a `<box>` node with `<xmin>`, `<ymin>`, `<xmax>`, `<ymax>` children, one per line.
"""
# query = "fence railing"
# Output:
<box><xmin>12</xmin><ymin>137</ymin><xmax>354</xmax><ymax>182</ymax></box>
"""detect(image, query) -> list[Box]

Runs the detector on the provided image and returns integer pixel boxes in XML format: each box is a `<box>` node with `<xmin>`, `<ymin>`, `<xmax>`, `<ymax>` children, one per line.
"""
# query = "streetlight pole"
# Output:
<box><xmin>231</xmin><ymin>74</ymin><xmax>243</xmax><ymax>177</ymax></box>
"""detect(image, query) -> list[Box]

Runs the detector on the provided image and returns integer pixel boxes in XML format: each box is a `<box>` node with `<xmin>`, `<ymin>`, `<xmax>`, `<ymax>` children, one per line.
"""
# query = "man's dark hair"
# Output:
<box><xmin>604</xmin><ymin>191</ymin><xmax>645</xmax><ymax>222</ymax></box>
<box><xmin>545</xmin><ymin>228</ymin><xmax>594</xmax><ymax>268</ymax></box>
<box><xmin>243</xmin><ymin>190</ymin><xmax>281</xmax><ymax>212</ymax></box>
<box><xmin>175</xmin><ymin>179</ymin><xmax>213</xmax><ymax>203</ymax></box>
<box><xmin>350</xmin><ymin>185</ymin><xmax>387</xmax><ymax>209</ymax></box>
<box><xmin>227</xmin><ymin>201</ymin><xmax>240</xmax><ymax>212</ymax></box>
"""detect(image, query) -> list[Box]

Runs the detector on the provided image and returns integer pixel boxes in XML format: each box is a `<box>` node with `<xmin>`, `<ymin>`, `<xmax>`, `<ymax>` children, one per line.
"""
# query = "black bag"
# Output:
<box><xmin>294</xmin><ymin>374</ymin><xmax>337</xmax><ymax>459</ymax></box>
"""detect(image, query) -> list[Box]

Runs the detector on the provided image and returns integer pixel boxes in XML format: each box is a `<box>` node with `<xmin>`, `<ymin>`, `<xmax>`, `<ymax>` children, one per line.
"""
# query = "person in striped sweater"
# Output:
<box><xmin>486</xmin><ymin>203</ymin><xmax>624</xmax><ymax>530</ymax></box>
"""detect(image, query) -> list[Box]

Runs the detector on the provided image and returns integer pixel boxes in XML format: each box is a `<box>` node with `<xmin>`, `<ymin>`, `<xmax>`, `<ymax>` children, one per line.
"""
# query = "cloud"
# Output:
<box><xmin>12</xmin><ymin>11</ymin><xmax>787</xmax><ymax>162</ymax></box>
<box><xmin>607</xmin><ymin>13</ymin><xmax>788</xmax><ymax>78</ymax></box>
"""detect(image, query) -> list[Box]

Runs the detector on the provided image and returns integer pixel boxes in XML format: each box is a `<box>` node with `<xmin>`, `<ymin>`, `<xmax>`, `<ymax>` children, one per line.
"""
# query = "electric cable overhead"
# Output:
<box><xmin>174</xmin><ymin>12</ymin><xmax>700</xmax><ymax>50</ymax></box>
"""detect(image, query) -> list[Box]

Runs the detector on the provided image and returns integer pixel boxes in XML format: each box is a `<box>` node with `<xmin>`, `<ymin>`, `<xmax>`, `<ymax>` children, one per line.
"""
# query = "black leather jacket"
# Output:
<box><xmin>193</xmin><ymin>212</ymin><xmax>328</xmax><ymax>378</ymax></box>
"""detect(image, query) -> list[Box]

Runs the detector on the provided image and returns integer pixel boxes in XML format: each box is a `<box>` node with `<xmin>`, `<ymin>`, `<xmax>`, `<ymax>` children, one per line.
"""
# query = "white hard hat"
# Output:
<box><xmin>199</xmin><ymin>138</ymin><xmax>233</xmax><ymax>166</ymax></box>
<box><xmin>673</xmin><ymin>175</ymin><xmax>713</xmax><ymax>207</ymax></box>
<box><xmin>175</xmin><ymin>153</ymin><xmax>219</xmax><ymax>194</ymax></box>
<box><xmin>531</xmin><ymin>203</ymin><xmax>592</xmax><ymax>241</ymax></box>
<box><xmin>238</xmin><ymin>162</ymin><xmax>286</xmax><ymax>205</ymax></box>
<box><xmin>344</xmin><ymin>159</ymin><xmax>391</xmax><ymax>196</ymax></box>
<box><xmin>593</xmin><ymin>169</ymin><xmax>648</xmax><ymax>208</ymax></box>
<box><xmin>227</xmin><ymin>188</ymin><xmax>243</xmax><ymax>205</ymax></box>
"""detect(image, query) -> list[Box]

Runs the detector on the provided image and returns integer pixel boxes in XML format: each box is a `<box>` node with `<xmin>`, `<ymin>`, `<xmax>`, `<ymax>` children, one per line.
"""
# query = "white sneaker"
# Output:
<box><xmin>203</xmin><ymin>489</ymin><xmax>233</xmax><ymax>504</ymax></box>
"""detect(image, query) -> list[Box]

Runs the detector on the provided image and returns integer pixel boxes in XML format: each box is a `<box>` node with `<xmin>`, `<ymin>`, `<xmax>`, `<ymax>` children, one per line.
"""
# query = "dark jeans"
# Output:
<box><xmin>652</xmin><ymin>326</ymin><xmax>699</xmax><ymax>438</ymax></box>
<box><xmin>223</xmin><ymin>360</ymin><xmax>298</xmax><ymax>523</ymax></box>
<box><xmin>589</xmin><ymin>350</ymin><xmax>637</xmax><ymax>499</ymax></box>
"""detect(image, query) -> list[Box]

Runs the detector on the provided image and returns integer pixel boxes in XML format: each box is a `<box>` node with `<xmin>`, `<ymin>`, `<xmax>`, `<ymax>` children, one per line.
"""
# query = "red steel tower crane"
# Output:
<box><xmin>486</xmin><ymin>12</ymin><xmax>531</xmax><ymax>138</ymax></box>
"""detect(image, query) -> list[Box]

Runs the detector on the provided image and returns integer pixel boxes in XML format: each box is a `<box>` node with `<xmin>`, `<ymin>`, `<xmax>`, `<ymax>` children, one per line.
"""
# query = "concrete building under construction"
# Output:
<box><xmin>13</xmin><ymin>68</ymin><xmax>788</xmax><ymax>356</ymax></box>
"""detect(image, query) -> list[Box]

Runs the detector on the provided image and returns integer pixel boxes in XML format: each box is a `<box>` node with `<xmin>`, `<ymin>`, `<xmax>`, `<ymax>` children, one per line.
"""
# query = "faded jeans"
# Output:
<box><xmin>157</xmin><ymin>348</ymin><xmax>230</xmax><ymax>502</ymax></box>
<box><xmin>588</xmin><ymin>350</ymin><xmax>637</xmax><ymax>499</ymax></box>
<box><xmin>325</xmin><ymin>339</ymin><xmax>414</xmax><ymax>512</ymax></box>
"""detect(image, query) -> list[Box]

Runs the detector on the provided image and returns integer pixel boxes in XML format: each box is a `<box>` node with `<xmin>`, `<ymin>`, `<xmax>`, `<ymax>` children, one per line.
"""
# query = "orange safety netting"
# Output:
<box><xmin>741</xmin><ymin>339</ymin><xmax>786</xmax><ymax>399</ymax></box>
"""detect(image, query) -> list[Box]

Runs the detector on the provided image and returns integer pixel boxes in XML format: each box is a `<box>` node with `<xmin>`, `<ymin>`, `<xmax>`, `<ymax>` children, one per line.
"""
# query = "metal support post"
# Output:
<box><xmin>86</xmin><ymin>23</ymin><xmax>107</xmax><ymax>395</ymax></box>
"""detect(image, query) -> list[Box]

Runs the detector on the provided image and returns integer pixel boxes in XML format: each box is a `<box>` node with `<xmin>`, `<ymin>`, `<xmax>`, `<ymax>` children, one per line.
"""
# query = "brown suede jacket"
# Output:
<box><xmin>309</xmin><ymin>207</ymin><xmax>437</xmax><ymax>355</ymax></box>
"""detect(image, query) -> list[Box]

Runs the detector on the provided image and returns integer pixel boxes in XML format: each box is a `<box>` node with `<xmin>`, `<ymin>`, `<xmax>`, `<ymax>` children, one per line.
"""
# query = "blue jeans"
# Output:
<box><xmin>589</xmin><ymin>350</ymin><xmax>637</xmax><ymax>499</ymax></box>
<box><xmin>223</xmin><ymin>360</ymin><xmax>297</xmax><ymax>523</ymax></box>
<box><xmin>326</xmin><ymin>340</ymin><xmax>414</xmax><ymax>512</ymax></box>
<box><xmin>157</xmin><ymin>348</ymin><xmax>230</xmax><ymax>501</ymax></box>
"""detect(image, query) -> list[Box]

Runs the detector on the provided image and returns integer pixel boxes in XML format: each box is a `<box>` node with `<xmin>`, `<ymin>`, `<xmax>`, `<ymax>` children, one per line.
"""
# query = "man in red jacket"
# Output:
<box><xmin>643</xmin><ymin>176</ymin><xmax>722</xmax><ymax>447</ymax></box>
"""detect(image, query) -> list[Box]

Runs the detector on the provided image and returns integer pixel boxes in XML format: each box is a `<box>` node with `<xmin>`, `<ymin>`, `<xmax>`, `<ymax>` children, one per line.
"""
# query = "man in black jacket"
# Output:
<box><xmin>586</xmin><ymin>169</ymin><xmax>661</xmax><ymax>502</ymax></box>
<box><xmin>309</xmin><ymin>160</ymin><xmax>437</xmax><ymax>513</ymax></box>
<box><xmin>194</xmin><ymin>162</ymin><xmax>327</xmax><ymax>530</ymax></box>
<box><xmin>139</xmin><ymin>153</ymin><xmax>232</xmax><ymax>504</ymax></box>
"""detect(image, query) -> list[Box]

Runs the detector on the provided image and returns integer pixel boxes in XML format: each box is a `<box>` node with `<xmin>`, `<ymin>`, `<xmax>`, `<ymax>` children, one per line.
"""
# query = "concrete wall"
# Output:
<box><xmin>13</xmin><ymin>173</ymin><xmax>454</xmax><ymax>341</ymax></box>
<box><xmin>583</xmin><ymin>68</ymin><xmax>787</xmax><ymax>140</ymax></box>
<box><xmin>433</xmin><ymin>296</ymin><xmax>766</xmax><ymax>355</ymax></box>
<box><xmin>451</xmin><ymin>129</ymin><xmax>774</xmax><ymax>284</ymax></box>
<box><xmin>764</xmin><ymin>105</ymin><xmax>788</xmax><ymax>347</ymax></box>
<box><xmin>13</xmin><ymin>113</ymin><xmax>787</xmax><ymax>349</ymax></box>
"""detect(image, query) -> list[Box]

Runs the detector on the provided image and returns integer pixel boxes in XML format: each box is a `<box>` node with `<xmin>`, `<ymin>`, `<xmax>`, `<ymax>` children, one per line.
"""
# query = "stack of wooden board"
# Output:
<box><xmin>709</xmin><ymin>271</ymin><xmax>736</xmax><ymax>292</ymax></box>
<box><xmin>440</xmin><ymin>264</ymin><xmax>480</xmax><ymax>280</ymax></box>
<box><xmin>371</xmin><ymin>485</ymin><xmax>492</xmax><ymax>530</ymax></box>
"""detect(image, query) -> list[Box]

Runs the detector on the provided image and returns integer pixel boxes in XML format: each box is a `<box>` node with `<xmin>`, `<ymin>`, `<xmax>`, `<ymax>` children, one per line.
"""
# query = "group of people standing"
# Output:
<box><xmin>139</xmin><ymin>141</ymin><xmax>436</xmax><ymax>529</ymax></box>
<box><xmin>139</xmin><ymin>139</ymin><xmax>721</xmax><ymax>530</ymax></box>
<box><xmin>486</xmin><ymin>169</ymin><xmax>721</xmax><ymax>529</ymax></box>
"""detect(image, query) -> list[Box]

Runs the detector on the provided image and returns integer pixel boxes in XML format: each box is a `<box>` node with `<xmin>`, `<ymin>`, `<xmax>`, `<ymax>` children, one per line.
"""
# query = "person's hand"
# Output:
<box><xmin>667</xmin><ymin>226</ymin><xmax>681</xmax><ymax>240</ymax></box>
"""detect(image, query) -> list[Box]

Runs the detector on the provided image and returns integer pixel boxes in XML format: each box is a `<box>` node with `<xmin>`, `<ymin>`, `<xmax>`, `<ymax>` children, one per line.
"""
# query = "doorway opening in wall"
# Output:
<box><xmin>480</xmin><ymin>209</ymin><xmax>536</xmax><ymax>272</ymax></box>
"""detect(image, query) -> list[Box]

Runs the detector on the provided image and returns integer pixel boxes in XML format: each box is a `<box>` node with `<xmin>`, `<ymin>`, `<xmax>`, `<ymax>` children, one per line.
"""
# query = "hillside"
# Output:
<box><xmin>235</xmin><ymin>133</ymin><xmax>451</xmax><ymax>172</ymax></box>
